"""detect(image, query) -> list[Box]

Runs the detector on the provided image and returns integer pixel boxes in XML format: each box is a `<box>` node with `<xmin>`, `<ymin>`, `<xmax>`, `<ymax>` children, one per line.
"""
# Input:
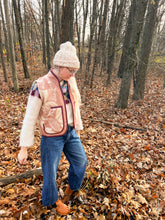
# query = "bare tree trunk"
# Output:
<box><xmin>106</xmin><ymin>0</ymin><xmax>117</xmax><ymax>85</ymax></box>
<box><xmin>0</xmin><ymin>0</ymin><xmax>10</xmax><ymax>61</ymax></box>
<box><xmin>24</xmin><ymin>1</ymin><xmax>28</xmax><ymax>44</ymax></box>
<box><xmin>3</xmin><ymin>0</ymin><xmax>19</xmax><ymax>91</ymax></box>
<box><xmin>50</xmin><ymin>0</ymin><xmax>59</xmax><ymax>53</ymax></box>
<box><xmin>115</xmin><ymin>0</ymin><xmax>148</xmax><ymax>109</ymax></box>
<box><xmin>90</xmin><ymin>27</ymin><xmax>98</xmax><ymax>89</ymax></box>
<box><xmin>75</xmin><ymin>1</ymin><xmax>81</xmax><ymax>64</ymax></box>
<box><xmin>61</xmin><ymin>0</ymin><xmax>74</xmax><ymax>43</ymax></box>
<box><xmin>0</xmin><ymin>20</ymin><xmax>7</xmax><ymax>82</ymax></box>
<box><xmin>99</xmin><ymin>0</ymin><xmax>109</xmax><ymax>75</ymax></box>
<box><xmin>81</xmin><ymin>0</ymin><xmax>89</xmax><ymax>70</ymax></box>
<box><xmin>84</xmin><ymin>0</ymin><xmax>97</xmax><ymax>85</ymax></box>
<box><xmin>106</xmin><ymin>0</ymin><xmax>127</xmax><ymax>85</ymax></box>
<box><xmin>45</xmin><ymin>0</ymin><xmax>51</xmax><ymax>69</ymax></box>
<box><xmin>12</xmin><ymin>0</ymin><xmax>30</xmax><ymax>78</ymax></box>
<box><xmin>117</xmin><ymin>0</ymin><xmax>136</xmax><ymax>79</ymax></box>
<box><xmin>90</xmin><ymin>0</ymin><xmax>105</xmax><ymax>88</ymax></box>
<box><xmin>18</xmin><ymin>0</ymin><xmax>23</xmax><ymax>38</ymax></box>
<box><xmin>54</xmin><ymin>0</ymin><xmax>60</xmax><ymax>52</ymax></box>
<box><xmin>133</xmin><ymin>0</ymin><xmax>160</xmax><ymax>100</ymax></box>
<box><xmin>11</xmin><ymin>1</ymin><xmax>17</xmax><ymax>60</ymax></box>
<box><xmin>154</xmin><ymin>19</ymin><xmax>165</xmax><ymax>54</ymax></box>
<box><xmin>42</xmin><ymin>0</ymin><xmax>46</xmax><ymax>65</ymax></box>
<box><xmin>51</xmin><ymin>0</ymin><xmax>55</xmax><ymax>52</ymax></box>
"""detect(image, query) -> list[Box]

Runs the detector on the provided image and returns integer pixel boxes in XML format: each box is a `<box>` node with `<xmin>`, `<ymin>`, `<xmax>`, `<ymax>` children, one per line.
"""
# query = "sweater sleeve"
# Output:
<box><xmin>19</xmin><ymin>83</ymin><xmax>42</xmax><ymax>147</ymax></box>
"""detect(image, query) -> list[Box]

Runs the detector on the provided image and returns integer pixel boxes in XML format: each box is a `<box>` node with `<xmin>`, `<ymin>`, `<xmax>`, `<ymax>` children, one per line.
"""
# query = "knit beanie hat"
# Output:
<box><xmin>53</xmin><ymin>41</ymin><xmax>80</xmax><ymax>69</ymax></box>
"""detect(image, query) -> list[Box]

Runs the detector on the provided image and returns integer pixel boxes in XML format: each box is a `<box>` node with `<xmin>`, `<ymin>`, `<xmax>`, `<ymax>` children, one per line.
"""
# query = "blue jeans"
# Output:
<box><xmin>40</xmin><ymin>126</ymin><xmax>87</xmax><ymax>207</ymax></box>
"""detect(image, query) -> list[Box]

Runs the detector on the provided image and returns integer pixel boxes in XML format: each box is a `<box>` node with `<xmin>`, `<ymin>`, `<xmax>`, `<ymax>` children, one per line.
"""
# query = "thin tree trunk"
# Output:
<box><xmin>106</xmin><ymin>0</ymin><xmax>117</xmax><ymax>85</ymax></box>
<box><xmin>0</xmin><ymin>0</ymin><xmax>10</xmax><ymax>61</ymax></box>
<box><xmin>42</xmin><ymin>0</ymin><xmax>46</xmax><ymax>65</ymax></box>
<box><xmin>81</xmin><ymin>0</ymin><xmax>88</xmax><ymax>70</ymax></box>
<box><xmin>12</xmin><ymin>0</ymin><xmax>30</xmax><ymax>78</ymax></box>
<box><xmin>84</xmin><ymin>0</ymin><xmax>97</xmax><ymax>85</ymax></box>
<box><xmin>99</xmin><ymin>0</ymin><xmax>109</xmax><ymax>76</ymax></box>
<box><xmin>0</xmin><ymin>20</ymin><xmax>7</xmax><ymax>82</ymax></box>
<box><xmin>51</xmin><ymin>0</ymin><xmax>59</xmax><ymax>53</ymax></box>
<box><xmin>18</xmin><ymin>0</ymin><xmax>23</xmax><ymax>38</ymax></box>
<box><xmin>106</xmin><ymin>0</ymin><xmax>127</xmax><ymax>85</ymax></box>
<box><xmin>75</xmin><ymin>2</ymin><xmax>81</xmax><ymax>65</ymax></box>
<box><xmin>4</xmin><ymin>0</ymin><xmax>19</xmax><ymax>91</ymax></box>
<box><xmin>51</xmin><ymin>0</ymin><xmax>55</xmax><ymax>52</ymax></box>
<box><xmin>11</xmin><ymin>1</ymin><xmax>17</xmax><ymax>60</ymax></box>
<box><xmin>90</xmin><ymin>28</ymin><xmax>98</xmax><ymax>89</ymax></box>
<box><xmin>133</xmin><ymin>0</ymin><xmax>160</xmax><ymax>100</ymax></box>
<box><xmin>24</xmin><ymin>1</ymin><xmax>28</xmax><ymax>44</ymax></box>
<box><xmin>45</xmin><ymin>0</ymin><xmax>51</xmax><ymax>69</ymax></box>
<box><xmin>54</xmin><ymin>0</ymin><xmax>60</xmax><ymax>52</ymax></box>
<box><xmin>90</xmin><ymin>0</ymin><xmax>106</xmax><ymax>88</ymax></box>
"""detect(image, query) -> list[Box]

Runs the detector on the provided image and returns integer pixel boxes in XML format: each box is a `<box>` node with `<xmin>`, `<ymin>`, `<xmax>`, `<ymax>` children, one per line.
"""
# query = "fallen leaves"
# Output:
<box><xmin>0</xmin><ymin>68</ymin><xmax>165</xmax><ymax>219</ymax></box>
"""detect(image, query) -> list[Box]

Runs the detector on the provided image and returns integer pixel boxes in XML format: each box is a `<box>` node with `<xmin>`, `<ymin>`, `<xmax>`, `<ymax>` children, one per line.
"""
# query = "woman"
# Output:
<box><xmin>18</xmin><ymin>41</ymin><xmax>87</xmax><ymax>215</ymax></box>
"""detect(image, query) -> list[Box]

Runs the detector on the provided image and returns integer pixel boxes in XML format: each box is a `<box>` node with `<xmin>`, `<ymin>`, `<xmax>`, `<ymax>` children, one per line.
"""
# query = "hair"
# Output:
<box><xmin>68</xmin><ymin>77</ymin><xmax>81</xmax><ymax>105</ymax></box>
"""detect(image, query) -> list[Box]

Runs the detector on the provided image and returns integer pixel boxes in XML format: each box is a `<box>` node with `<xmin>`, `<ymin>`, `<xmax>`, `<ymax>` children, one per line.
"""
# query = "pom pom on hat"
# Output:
<box><xmin>53</xmin><ymin>41</ymin><xmax>80</xmax><ymax>69</ymax></box>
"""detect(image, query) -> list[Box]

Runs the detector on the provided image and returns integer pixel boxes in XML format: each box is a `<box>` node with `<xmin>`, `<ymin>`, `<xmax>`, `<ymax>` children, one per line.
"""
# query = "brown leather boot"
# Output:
<box><xmin>56</xmin><ymin>199</ymin><xmax>71</xmax><ymax>215</ymax></box>
<box><xmin>63</xmin><ymin>185</ymin><xmax>74</xmax><ymax>203</ymax></box>
<box><xmin>65</xmin><ymin>185</ymin><xmax>73</xmax><ymax>196</ymax></box>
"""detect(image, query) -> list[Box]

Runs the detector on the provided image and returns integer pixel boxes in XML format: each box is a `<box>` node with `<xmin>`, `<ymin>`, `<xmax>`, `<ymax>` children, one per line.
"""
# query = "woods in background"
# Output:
<box><xmin>0</xmin><ymin>0</ymin><xmax>165</xmax><ymax>108</ymax></box>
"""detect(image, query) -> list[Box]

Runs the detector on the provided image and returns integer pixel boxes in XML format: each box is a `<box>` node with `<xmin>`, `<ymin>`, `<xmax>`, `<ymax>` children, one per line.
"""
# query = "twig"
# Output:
<box><xmin>88</xmin><ymin>118</ymin><xmax>147</xmax><ymax>132</ymax></box>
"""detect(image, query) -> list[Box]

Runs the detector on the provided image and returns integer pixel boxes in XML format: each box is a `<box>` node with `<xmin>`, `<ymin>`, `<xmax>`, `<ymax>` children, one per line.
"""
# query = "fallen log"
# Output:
<box><xmin>0</xmin><ymin>168</ymin><xmax>42</xmax><ymax>186</ymax></box>
<box><xmin>90</xmin><ymin>119</ymin><xmax>147</xmax><ymax>132</ymax></box>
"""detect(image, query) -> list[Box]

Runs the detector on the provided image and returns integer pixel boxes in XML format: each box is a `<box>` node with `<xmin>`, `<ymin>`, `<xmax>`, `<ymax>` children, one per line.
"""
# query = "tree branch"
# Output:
<box><xmin>0</xmin><ymin>168</ymin><xmax>42</xmax><ymax>186</ymax></box>
<box><xmin>89</xmin><ymin>118</ymin><xmax>147</xmax><ymax>131</ymax></box>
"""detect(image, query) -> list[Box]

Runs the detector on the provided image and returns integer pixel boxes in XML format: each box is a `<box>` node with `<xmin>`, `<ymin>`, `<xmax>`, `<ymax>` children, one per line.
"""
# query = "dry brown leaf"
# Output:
<box><xmin>136</xmin><ymin>193</ymin><xmax>148</xmax><ymax>205</ymax></box>
<box><xmin>6</xmin><ymin>188</ymin><xmax>15</xmax><ymax>194</ymax></box>
<box><xmin>130</xmin><ymin>200</ymin><xmax>141</xmax><ymax>209</ymax></box>
<box><xmin>0</xmin><ymin>197</ymin><xmax>11</xmax><ymax>205</ymax></box>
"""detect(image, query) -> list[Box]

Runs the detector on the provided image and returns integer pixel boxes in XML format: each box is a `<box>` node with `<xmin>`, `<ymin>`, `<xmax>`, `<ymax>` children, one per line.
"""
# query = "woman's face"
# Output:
<box><xmin>59</xmin><ymin>67</ymin><xmax>77</xmax><ymax>81</ymax></box>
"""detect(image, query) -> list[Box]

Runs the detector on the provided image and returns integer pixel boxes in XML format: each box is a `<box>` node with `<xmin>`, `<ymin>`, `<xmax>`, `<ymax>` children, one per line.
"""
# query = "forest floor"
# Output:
<box><xmin>0</xmin><ymin>61</ymin><xmax>165</xmax><ymax>220</ymax></box>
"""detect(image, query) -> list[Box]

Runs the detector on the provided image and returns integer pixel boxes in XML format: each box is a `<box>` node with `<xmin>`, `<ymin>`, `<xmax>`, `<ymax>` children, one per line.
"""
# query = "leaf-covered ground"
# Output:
<box><xmin>0</xmin><ymin>63</ymin><xmax>165</xmax><ymax>220</ymax></box>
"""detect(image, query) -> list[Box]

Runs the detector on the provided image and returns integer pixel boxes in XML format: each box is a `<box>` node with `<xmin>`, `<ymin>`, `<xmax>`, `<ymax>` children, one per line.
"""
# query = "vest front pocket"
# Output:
<box><xmin>43</xmin><ymin>106</ymin><xmax>64</xmax><ymax>134</ymax></box>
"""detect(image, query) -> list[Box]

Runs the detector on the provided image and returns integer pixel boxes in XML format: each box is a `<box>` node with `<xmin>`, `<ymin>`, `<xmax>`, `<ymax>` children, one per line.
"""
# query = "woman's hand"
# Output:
<box><xmin>18</xmin><ymin>147</ymin><xmax>28</xmax><ymax>164</ymax></box>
